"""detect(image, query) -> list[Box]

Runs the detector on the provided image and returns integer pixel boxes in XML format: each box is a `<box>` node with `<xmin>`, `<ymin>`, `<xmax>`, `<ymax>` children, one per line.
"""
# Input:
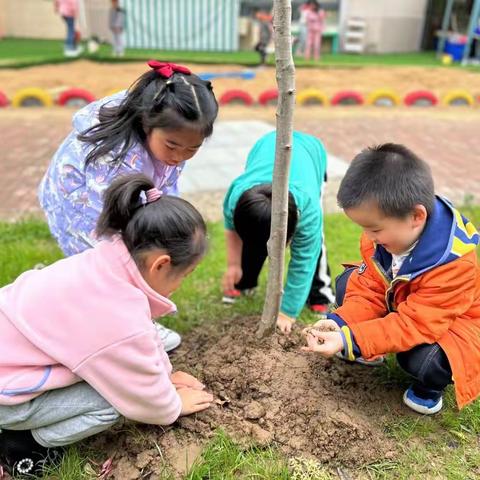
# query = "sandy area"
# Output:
<box><xmin>1</xmin><ymin>60</ymin><xmax>479</xmax><ymax>101</ymax></box>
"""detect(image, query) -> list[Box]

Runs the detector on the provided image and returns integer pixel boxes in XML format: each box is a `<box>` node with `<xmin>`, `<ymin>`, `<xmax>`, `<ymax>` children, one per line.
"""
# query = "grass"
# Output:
<box><xmin>1</xmin><ymin>37</ymin><xmax>478</xmax><ymax>70</ymax></box>
<box><xmin>1</xmin><ymin>208</ymin><xmax>480</xmax><ymax>479</ymax></box>
<box><xmin>186</xmin><ymin>431</ymin><xmax>291</xmax><ymax>480</ymax></box>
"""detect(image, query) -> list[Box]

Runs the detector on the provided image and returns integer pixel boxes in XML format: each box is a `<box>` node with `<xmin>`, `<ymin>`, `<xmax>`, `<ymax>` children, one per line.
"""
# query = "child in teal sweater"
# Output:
<box><xmin>222</xmin><ymin>130</ymin><xmax>333</xmax><ymax>332</ymax></box>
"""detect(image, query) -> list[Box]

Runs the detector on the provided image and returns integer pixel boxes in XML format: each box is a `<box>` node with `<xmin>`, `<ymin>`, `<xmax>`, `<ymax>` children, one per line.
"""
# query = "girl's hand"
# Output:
<box><xmin>171</xmin><ymin>371</ymin><xmax>205</xmax><ymax>390</ymax></box>
<box><xmin>178</xmin><ymin>388</ymin><xmax>214</xmax><ymax>416</ymax></box>
<box><xmin>222</xmin><ymin>265</ymin><xmax>242</xmax><ymax>291</ymax></box>
<box><xmin>301</xmin><ymin>329</ymin><xmax>344</xmax><ymax>357</ymax></box>
<box><xmin>276</xmin><ymin>312</ymin><xmax>296</xmax><ymax>334</ymax></box>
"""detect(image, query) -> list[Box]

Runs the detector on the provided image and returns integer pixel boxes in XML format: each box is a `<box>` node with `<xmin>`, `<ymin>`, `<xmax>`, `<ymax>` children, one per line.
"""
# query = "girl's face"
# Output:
<box><xmin>146</xmin><ymin>127</ymin><xmax>204</xmax><ymax>167</ymax></box>
<box><xmin>142</xmin><ymin>252</ymin><xmax>199</xmax><ymax>298</ymax></box>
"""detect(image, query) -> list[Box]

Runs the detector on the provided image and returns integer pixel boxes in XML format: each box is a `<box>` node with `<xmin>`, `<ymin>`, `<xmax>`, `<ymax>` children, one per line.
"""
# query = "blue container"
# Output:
<box><xmin>444</xmin><ymin>39</ymin><xmax>466</xmax><ymax>61</ymax></box>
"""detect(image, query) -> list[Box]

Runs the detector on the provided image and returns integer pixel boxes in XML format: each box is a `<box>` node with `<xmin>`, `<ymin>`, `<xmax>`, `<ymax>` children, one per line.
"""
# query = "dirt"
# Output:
<box><xmin>1</xmin><ymin>60</ymin><xmax>479</xmax><ymax>101</ymax></box>
<box><xmin>86</xmin><ymin>316</ymin><xmax>404</xmax><ymax>479</ymax></box>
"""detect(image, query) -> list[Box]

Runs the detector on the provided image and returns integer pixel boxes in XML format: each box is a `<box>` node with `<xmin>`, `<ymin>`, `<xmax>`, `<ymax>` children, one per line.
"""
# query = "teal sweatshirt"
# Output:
<box><xmin>223</xmin><ymin>131</ymin><xmax>327</xmax><ymax>318</ymax></box>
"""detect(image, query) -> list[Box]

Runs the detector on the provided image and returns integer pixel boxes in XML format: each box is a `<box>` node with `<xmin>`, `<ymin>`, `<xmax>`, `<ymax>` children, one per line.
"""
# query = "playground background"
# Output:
<box><xmin>1</xmin><ymin>1</ymin><xmax>480</xmax><ymax>477</ymax></box>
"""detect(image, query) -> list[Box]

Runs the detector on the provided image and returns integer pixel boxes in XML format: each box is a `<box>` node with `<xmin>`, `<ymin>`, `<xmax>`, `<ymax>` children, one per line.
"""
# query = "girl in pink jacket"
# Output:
<box><xmin>305</xmin><ymin>1</ymin><xmax>326</xmax><ymax>61</ymax></box>
<box><xmin>55</xmin><ymin>0</ymin><xmax>81</xmax><ymax>57</ymax></box>
<box><xmin>0</xmin><ymin>174</ymin><xmax>213</xmax><ymax>477</ymax></box>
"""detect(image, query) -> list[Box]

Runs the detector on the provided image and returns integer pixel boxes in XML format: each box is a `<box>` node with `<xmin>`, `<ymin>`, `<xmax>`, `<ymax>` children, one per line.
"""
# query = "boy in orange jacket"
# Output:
<box><xmin>303</xmin><ymin>143</ymin><xmax>480</xmax><ymax>415</ymax></box>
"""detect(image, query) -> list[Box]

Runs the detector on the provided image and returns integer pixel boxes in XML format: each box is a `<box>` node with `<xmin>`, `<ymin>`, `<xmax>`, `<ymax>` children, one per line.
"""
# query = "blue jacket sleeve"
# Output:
<box><xmin>327</xmin><ymin>313</ymin><xmax>362</xmax><ymax>360</ymax></box>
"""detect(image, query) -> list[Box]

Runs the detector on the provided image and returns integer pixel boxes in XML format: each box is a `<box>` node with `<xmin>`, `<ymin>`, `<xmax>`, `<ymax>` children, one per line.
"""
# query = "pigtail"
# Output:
<box><xmin>96</xmin><ymin>174</ymin><xmax>154</xmax><ymax>238</ymax></box>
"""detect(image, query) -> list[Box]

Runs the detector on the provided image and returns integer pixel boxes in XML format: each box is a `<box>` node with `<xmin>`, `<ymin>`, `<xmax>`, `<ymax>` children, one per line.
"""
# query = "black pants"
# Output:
<box><xmin>336</xmin><ymin>267</ymin><xmax>452</xmax><ymax>398</ymax></box>
<box><xmin>235</xmin><ymin>241</ymin><xmax>334</xmax><ymax>306</ymax></box>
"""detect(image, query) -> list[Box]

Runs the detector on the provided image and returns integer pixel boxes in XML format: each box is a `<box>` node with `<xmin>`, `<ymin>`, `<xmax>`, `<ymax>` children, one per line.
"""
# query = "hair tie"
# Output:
<box><xmin>147</xmin><ymin>60</ymin><xmax>191</xmax><ymax>78</ymax></box>
<box><xmin>146</xmin><ymin>187</ymin><xmax>163</xmax><ymax>203</ymax></box>
<box><xmin>138</xmin><ymin>187</ymin><xmax>163</xmax><ymax>207</ymax></box>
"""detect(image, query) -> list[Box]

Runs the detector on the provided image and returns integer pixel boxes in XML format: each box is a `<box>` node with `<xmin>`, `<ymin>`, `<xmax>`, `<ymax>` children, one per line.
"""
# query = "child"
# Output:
<box><xmin>109</xmin><ymin>0</ymin><xmax>126</xmax><ymax>57</ymax></box>
<box><xmin>222</xmin><ymin>131</ymin><xmax>334</xmax><ymax>334</ymax></box>
<box><xmin>295</xmin><ymin>1</ymin><xmax>314</xmax><ymax>57</ymax></box>
<box><xmin>38</xmin><ymin>61</ymin><xmax>218</xmax><ymax>351</ymax></box>
<box><xmin>54</xmin><ymin>0</ymin><xmax>82</xmax><ymax>57</ymax></box>
<box><xmin>0</xmin><ymin>174</ymin><xmax>214</xmax><ymax>477</ymax></box>
<box><xmin>305</xmin><ymin>1</ymin><xmax>325</xmax><ymax>61</ymax></box>
<box><xmin>303</xmin><ymin>144</ymin><xmax>480</xmax><ymax>415</ymax></box>
<box><xmin>254</xmin><ymin>9</ymin><xmax>273</xmax><ymax>65</ymax></box>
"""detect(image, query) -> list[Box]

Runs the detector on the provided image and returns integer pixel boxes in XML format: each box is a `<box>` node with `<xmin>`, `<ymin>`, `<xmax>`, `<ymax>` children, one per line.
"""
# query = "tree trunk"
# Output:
<box><xmin>257</xmin><ymin>0</ymin><xmax>295</xmax><ymax>338</ymax></box>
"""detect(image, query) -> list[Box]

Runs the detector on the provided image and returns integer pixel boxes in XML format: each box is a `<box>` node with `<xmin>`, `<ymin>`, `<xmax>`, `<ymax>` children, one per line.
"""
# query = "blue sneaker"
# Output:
<box><xmin>403</xmin><ymin>386</ymin><xmax>443</xmax><ymax>415</ymax></box>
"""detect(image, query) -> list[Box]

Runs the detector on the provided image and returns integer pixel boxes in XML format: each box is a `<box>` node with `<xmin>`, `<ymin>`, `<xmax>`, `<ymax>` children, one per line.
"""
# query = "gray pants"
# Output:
<box><xmin>0</xmin><ymin>382</ymin><xmax>121</xmax><ymax>448</ymax></box>
<box><xmin>112</xmin><ymin>30</ymin><xmax>125</xmax><ymax>56</ymax></box>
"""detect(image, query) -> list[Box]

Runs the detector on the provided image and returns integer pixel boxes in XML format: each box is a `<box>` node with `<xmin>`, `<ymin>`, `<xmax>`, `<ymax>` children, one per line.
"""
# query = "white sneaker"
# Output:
<box><xmin>154</xmin><ymin>323</ymin><xmax>181</xmax><ymax>352</ymax></box>
<box><xmin>64</xmin><ymin>46</ymin><xmax>84</xmax><ymax>58</ymax></box>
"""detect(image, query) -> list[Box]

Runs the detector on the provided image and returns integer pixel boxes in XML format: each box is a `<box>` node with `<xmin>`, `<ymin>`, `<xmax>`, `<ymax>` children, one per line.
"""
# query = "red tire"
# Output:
<box><xmin>404</xmin><ymin>90</ymin><xmax>438</xmax><ymax>107</ymax></box>
<box><xmin>331</xmin><ymin>90</ymin><xmax>364</xmax><ymax>106</ymax></box>
<box><xmin>0</xmin><ymin>90</ymin><xmax>8</xmax><ymax>108</ymax></box>
<box><xmin>57</xmin><ymin>88</ymin><xmax>96</xmax><ymax>108</ymax></box>
<box><xmin>258</xmin><ymin>88</ymin><xmax>279</xmax><ymax>106</ymax></box>
<box><xmin>219</xmin><ymin>89</ymin><xmax>254</xmax><ymax>106</ymax></box>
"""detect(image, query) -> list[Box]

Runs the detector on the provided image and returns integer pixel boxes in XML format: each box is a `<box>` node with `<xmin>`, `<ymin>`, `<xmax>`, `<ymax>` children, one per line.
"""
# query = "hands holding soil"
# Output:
<box><xmin>301</xmin><ymin>319</ymin><xmax>344</xmax><ymax>357</ymax></box>
<box><xmin>171</xmin><ymin>371</ymin><xmax>214</xmax><ymax>416</ymax></box>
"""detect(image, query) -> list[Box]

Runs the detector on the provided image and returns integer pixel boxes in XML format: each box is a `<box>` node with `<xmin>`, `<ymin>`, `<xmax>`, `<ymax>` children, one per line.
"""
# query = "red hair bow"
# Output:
<box><xmin>147</xmin><ymin>60</ymin><xmax>191</xmax><ymax>78</ymax></box>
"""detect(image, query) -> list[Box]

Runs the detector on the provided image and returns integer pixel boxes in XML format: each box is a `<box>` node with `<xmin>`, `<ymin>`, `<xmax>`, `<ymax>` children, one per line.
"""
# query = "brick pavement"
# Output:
<box><xmin>0</xmin><ymin>108</ymin><xmax>478</xmax><ymax>222</ymax></box>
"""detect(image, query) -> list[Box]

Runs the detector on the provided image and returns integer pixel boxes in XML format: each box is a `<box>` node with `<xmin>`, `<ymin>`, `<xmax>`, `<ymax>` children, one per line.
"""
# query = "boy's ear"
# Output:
<box><xmin>412</xmin><ymin>204</ymin><xmax>428</xmax><ymax>226</ymax></box>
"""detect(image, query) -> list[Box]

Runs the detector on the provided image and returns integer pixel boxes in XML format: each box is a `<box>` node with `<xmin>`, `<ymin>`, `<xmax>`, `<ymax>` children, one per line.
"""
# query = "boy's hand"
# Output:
<box><xmin>301</xmin><ymin>329</ymin><xmax>343</xmax><ymax>357</ymax></box>
<box><xmin>311</xmin><ymin>319</ymin><xmax>341</xmax><ymax>332</ymax></box>
<box><xmin>171</xmin><ymin>371</ymin><xmax>205</xmax><ymax>390</ymax></box>
<box><xmin>277</xmin><ymin>312</ymin><xmax>296</xmax><ymax>334</ymax></box>
<box><xmin>178</xmin><ymin>388</ymin><xmax>214</xmax><ymax>416</ymax></box>
<box><xmin>222</xmin><ymin>265</ymin><xmax>242</xmax><ymax>291</ymax></box>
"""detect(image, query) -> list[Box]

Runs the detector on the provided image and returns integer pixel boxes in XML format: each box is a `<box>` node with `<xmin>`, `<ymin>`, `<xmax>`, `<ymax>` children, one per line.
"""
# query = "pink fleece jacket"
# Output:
<box><xmin>0</xmin><ymin>237</ymin><xmax>182</xmax><ymax>426</ymax></box>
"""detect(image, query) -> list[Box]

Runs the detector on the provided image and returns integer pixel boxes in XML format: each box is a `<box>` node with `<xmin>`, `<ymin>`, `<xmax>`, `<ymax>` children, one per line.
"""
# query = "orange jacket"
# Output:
<box><xmin>332</xmin><ymin>198</ymin><xmax>480</xmax><ymax>408</ymax></box>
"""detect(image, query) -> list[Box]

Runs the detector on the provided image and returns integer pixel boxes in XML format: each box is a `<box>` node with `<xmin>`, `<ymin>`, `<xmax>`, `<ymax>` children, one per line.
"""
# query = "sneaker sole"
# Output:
<box><xmin>222</xmin><ymin>296</ymin><xmax>237</xmax><ymax>304</ymax></box>
<box><xmin>403</xmin><ymin>390</ymin><xmax>443</xmax><ymax>415</ymax></box>
<box><xmin>164</xmin><ymin>337</ymin><xmax>182</xmax><ymax>353</ymax></box>
<box><xmin>335</xmin><ymin>352</ymin><xmax>385</xmax><ymax>367</ymax></box>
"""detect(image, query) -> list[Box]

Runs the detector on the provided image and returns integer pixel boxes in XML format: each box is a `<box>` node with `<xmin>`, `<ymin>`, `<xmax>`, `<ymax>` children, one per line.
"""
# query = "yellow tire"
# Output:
<box><xmin>297</xmin><ymin>89</ymin><xmax>328</xmax><ymax>106</ymax></box>
<box><xmin>442</xmin><ymin>90</ymin><xmax>474</xmax><ymax>107</ymax></box>
<box><xmin>11</xmin><ymin>88</ymin><xmax>54</xmax><ymax>108</ymax></box>
<box><xmin>366</xmin><ymin>89</ymin><xmax>401</xmax><ymax>107</ymax></box>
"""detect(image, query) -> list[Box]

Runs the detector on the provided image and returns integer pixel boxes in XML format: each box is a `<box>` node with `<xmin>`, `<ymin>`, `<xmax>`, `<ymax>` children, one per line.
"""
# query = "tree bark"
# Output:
<box><xmin>257</xmin><ymin>0</ymin><xmax>295</xmax><ymax>338</ymax></box>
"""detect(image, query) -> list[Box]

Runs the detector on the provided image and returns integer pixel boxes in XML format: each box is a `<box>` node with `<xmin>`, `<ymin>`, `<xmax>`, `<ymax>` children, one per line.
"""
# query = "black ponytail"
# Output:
<box><xmin>79</xmin><ymin>68</ymin><xmax>218</xmax><ymax>167</ymax></box>
<box><xmin>97</xmin><ymin>174</ymin><xmax>207</xmax><ymax>270</ymax></box>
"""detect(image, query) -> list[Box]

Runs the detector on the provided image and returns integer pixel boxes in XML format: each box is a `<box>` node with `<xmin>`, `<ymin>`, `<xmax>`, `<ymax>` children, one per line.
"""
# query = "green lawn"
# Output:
<box><xmin>1</xmin><ymin>209</ymin><xmax>480</xmax><ymax>479</ymax></box>
<box><xmin>1</xmin><ymin>37</ymin><xmax>475</xmax><ymax>70</ymax></box>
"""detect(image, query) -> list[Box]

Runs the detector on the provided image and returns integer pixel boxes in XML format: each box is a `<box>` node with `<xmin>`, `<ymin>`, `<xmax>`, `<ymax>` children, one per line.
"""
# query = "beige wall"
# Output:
<box><xmin>0</xmin><ymin>0</ymin><xmax>6</xmax><ymax>38</ymax></box>
<box><xmin>2</xmin><ymin>0</ymin><xmax>65</xmax><ymax>39</ymax></box>
<box><xmin>0</xmin><ymin>0</ymin><xmax>111</xmax><ymax>41</ymax></box>
<box><xmin>340</xmin><ymin>0</ymin><xmax>429</xmax><ymax>53</ymax></box>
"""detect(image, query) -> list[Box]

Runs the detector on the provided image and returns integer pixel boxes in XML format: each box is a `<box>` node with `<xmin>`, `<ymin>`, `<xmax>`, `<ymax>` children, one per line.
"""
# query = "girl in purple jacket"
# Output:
<box><xmin>39</xmin><ymin>61</ymin><xmax>218</xmax><ymax>351</ymax></box>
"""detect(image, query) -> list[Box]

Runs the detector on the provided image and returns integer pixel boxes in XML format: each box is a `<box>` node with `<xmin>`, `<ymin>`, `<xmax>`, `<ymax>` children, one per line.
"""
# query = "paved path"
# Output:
<box><xmin>0</xmin><ymin>108</ymin><xmax>478</xmax><ymax>222</ymax></box>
